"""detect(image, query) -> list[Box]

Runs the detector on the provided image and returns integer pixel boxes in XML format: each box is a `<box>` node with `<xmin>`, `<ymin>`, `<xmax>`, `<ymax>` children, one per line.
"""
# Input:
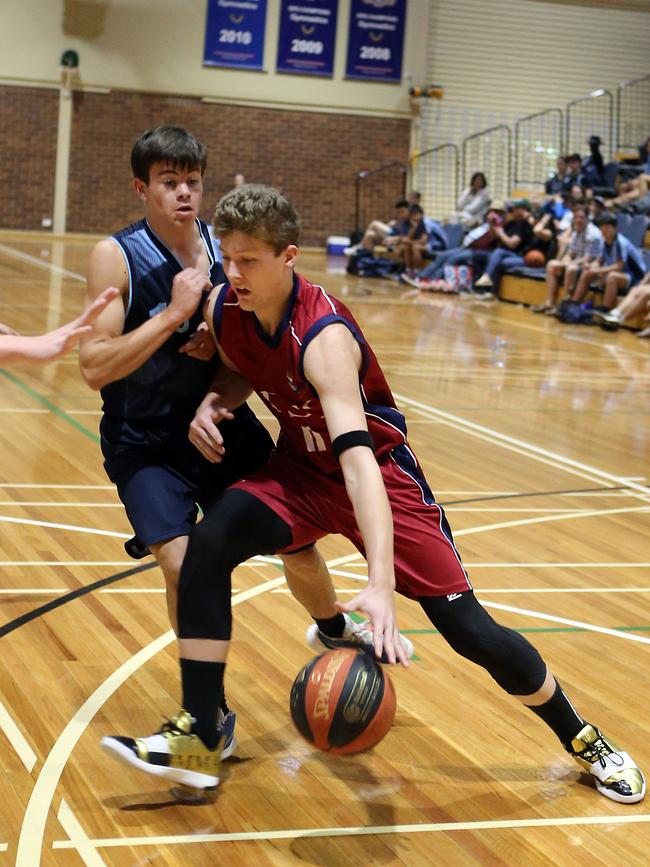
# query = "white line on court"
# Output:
<box><xmin>0</xmin><ymin>502</ymin><xmax>122</xmax><ymax>508</ymax></box>
<box><xmin>272</xmin><ymin>586</ymin><xmax>650</xmax><ymax>596</ymax></box>
<box><xmin>0</xmin><ymin>243</ymin><xmax>85</xmax><ymax>282</ymax></box>
<box><xmin>50</xmin><ymin>812</ymin><xmax>650</xmax><ymax>849</ymax></box>
<box><xmin>0</xmin><ymin>562</ymin><xmax>139</xmax><ymax>567</ymax></box>
<box><xmin>0</xmin><ymin>844</ymin><xmax>8</xmax><ymax>852</ymax></box>
<box><xmin>14</xmin><ymin>573</ymin><xmax>291</xmax><ymax>866</ymax></box>
<box><xmin>0</xmin><ymin>485</ymin><xmax>115</xmax><ymax>490</ymax></box>
<box><xmin>480</xmin><ymin>600</ymin><xmax>650</xmax><ymax>645</ymax></box>
<box><xmin>0</xmin><ymin>516</ymin><xmax>130</xmax><ymax>539</ymax></box>
<box><xmin>393</xmin><ymin>392</ymin><xmax>650</xmax><ymax>502</ymax></box>
<box><xmin>57</xmin><ymin>800</ymin><xmax>106</xmax><ymax>867</ymax></box>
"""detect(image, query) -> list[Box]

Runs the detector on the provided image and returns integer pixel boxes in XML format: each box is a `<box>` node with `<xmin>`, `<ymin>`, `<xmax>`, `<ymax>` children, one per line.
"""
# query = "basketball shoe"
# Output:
<box><xmin>101</xmin><ymin>708</ymin><xmax>232</xmax><ymax>791</ymax></box>
<box><xmin>569</xmin><ymin>724</ymin><xmax>645</xmax><ymax>804</ymax></box>
<box><xmin>306</xmin><ymin>613</ymin><xmax>414</xmax><ymax>663</ymax></box>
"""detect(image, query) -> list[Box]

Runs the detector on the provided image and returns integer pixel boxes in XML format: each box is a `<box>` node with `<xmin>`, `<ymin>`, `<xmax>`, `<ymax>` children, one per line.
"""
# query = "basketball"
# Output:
<box><xmin>524</xmin><ymin>249</ymin><xmax>546</xmax><ymax>267</ymax></box>
<box><xmin>289</xmin><ymin>648</ymin><xmax>396</xmax><ymax>755</ymax></box>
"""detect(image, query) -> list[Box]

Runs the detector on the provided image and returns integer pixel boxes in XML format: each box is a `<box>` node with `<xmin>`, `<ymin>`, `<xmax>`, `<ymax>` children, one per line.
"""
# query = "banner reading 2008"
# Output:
<box><xmin>345</xmin><ymin>0</ymin><xmax>407</xmax><ymax>83</ymax></box>
<box><xmin>204</xmin><ymin>0</ymin><xmax>268</xmax><ymax>70</ymax></box>
<box><xmin>276</xmin><ymin>1</ymin><xmax>339</xmax><ymax>77</ymax></box>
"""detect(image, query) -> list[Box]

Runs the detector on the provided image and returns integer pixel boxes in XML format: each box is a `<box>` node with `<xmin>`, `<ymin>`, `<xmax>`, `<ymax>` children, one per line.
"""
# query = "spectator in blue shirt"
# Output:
<box><xmin>570</xmin><ymin>212</ymin><xmax>646</xmax><ymax>310</ymax></box>
<box><xmin>401</xmin><ymin>204</ymin><xmax>448</xmax><ymax>277</ymax></box>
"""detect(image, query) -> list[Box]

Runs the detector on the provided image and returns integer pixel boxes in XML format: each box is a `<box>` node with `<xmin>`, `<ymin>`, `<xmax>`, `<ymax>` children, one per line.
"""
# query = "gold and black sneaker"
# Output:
<box><xmin>101</xmin><ymin>709</ymin><xmax>223</xmax><ymax>791</ymax></box>
<box><xmin>570</xmin><ymin>724</ymin><xmax>646</xmax><ymax>804</ymax></box>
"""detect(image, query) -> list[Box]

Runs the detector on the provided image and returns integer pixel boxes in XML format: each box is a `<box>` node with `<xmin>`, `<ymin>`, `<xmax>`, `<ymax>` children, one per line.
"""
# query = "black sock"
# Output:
<box><xmin>527</xmin><ymin>680</ymin><xmax>585</xmax><ymax>749</ymax></box>
<box><xmin>180</xmin><ymin>658</ymin><xmax>225</xmax><ymax>749</ymax></box>
<box><xmin>314</xmin><ymin>612</ymin><xmax>346</xmax><ymax>638</ymax></box>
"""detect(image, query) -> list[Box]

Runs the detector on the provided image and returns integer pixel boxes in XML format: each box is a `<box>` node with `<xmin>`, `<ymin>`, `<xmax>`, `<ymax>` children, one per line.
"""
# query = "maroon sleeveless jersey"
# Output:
<box><xmin>213</xmin><ymin>273</ymin><xmax>409</xmax><ymax>475</ymax></box>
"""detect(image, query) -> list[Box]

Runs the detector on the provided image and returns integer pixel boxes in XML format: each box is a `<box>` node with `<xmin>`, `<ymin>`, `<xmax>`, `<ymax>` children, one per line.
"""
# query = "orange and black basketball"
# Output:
<box><xmin>289</xmin><ymin>648</ymin><xmax>396</xmax><ymax>755</ymax></box>
<box><xmin>524</xmin><ymin>249</ymin><xmax>546</xmax><ymax>268</ymax></box>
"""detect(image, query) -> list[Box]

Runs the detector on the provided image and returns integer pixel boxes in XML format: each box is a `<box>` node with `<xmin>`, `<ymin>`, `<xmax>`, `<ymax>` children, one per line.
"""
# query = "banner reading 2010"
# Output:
<box><xmin>345</xmin><ymin>0</ymin><xmax>407</xmax><ymax>83</ymax></box>
<box><xmin>276</xmin><ymin>1</ymin><xmax>339</xmax><ymax>77</ymax></box>
<box><xmin>204</xmin><ymin>0</ymin><xmax>268</xmax><ymax>70</ymax></box>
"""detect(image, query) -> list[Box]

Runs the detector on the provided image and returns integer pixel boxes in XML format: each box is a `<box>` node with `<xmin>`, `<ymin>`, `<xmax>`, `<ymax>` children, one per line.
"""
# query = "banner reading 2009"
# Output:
<box><xmin>345</xmin><ymin>0</ymin><xmax>407</xmax><ymax>83</ymax></box>
<box><xmin>204</xmin><ymin>0</ymin><xmax>268</xmax><ymax>70</ymax></box>
<box><xmin>276</xmin><ymin>1</ymin><xmax>339</xmax><ymax>77</ymax></box>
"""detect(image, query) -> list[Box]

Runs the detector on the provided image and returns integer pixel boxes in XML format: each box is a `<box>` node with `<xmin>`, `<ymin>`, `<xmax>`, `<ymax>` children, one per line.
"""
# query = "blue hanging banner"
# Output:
<box><xmin>276</xmin><ymin>0</ymin><xmax>339</xmax><ymax>77</ymax></box>
<box><xmin>345</xmin><ymin>0</ymin><xmax>407</xmax><ymax>83</ymax></box>
<box><xmin>203</xmin><ymin>0</ymin><xmax>268</xmax><ymax>70</ymax></box>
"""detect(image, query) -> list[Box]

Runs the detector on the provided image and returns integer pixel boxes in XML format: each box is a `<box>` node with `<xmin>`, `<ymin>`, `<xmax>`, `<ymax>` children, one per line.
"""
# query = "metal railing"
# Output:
<box><xmin>462</xmin><ymin>125</ymin><xmax>512</xmax><ymax>203</ymax></box>
<box><xmin>354</xmin><ymin>160</ymin><xmax>407</xmax><ymax>237</ymax></box>
<box><xmin>514</xmin><ymin>108</ymin><xmax>563</xmax><ymax>190</ymax></box>
<box><xmin>617</xmin><ymin>74</ymin><xmax>650</xmax><ymax>153</ymax></box>
<box><xmin>566</xmin><ymin>89</ymin><xmax>614</xmax><ymax>161</ymax></box>
<box><xmin>409</xmin><ymin>143</ymin><xmax>460</xmax><ymax>221</ymax></box>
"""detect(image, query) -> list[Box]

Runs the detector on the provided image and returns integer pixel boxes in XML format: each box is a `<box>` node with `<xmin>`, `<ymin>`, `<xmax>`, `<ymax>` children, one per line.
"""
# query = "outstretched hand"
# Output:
<box><xmin>188</xmin><ymin>394</ymin><xmax>234</xmax><ymax>462</ymax></box>
<box><xmin>336</xmin><ymin>584</ymin><xmax>409</xmax><ymax>667</ymax></box>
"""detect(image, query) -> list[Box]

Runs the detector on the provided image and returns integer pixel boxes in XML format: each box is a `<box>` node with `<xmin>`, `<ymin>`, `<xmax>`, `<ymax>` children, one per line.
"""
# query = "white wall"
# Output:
<box><xmin>420</xmin><ymin>0</ymin><xmax>650</xmax><ymax>145</ymax></box>
<box><xmin>0</xmin><ymin>0</ymin><xmax>428</xmax><ymax>117</ymax></box>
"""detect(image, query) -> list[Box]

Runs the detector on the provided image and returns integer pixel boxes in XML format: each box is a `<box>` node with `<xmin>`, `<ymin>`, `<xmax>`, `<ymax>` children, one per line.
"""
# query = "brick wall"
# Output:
<box><xmin>67</xmin><ymin>91</ymin><xmax>410</xmax><ymax>244</ymax></box>
<box><xmin>0</xmin><ymin>86</ymin><xmax>58</xmax><ymax>230</ymax></box>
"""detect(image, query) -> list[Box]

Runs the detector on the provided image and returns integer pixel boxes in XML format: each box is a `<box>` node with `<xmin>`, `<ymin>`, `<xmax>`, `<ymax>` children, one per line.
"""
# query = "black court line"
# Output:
<box><xmin>0</xmin><ymin>486</ymin><xmax>633</xmax><ymax>638</ymax></box>
<box><xmin>439</xmin><ymin>484</ymin><xmax>629</xmax><ymax>507</ymax></box>
<box><xmin>0</xmin><ymin>562</ymin><xmax>157</xmax><ymax>638</ymax></box>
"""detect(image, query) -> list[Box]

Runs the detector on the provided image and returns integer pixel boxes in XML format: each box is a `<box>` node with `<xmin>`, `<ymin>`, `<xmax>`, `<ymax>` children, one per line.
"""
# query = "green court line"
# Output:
<box><xmin>402</xmin><ymin>625</ymin><xmax>650</xmax><ymax>636</ymax></box>
<box><xmin>0</xmin><ymin>369</ymin><xmax>99</xmax><ymax>443</ymax></box>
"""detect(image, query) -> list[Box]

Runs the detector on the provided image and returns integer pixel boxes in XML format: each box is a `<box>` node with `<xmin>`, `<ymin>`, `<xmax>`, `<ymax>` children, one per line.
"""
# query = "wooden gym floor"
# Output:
<box><xmin>0</xmin><ymin>232</ymin><xmax>649</xmax><ymax>866</ymax></box>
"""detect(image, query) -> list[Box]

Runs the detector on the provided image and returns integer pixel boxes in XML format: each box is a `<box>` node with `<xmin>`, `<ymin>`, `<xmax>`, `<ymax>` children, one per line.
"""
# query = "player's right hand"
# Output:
<box><xmin>188</xmin><ymin>393</ymin><xmax>235</xmax><ymax>462</ymax></box>
<box><xmin>169</xmin><ymin>268</ymin><xmax>212</xmax><ymax>322</ymax></box>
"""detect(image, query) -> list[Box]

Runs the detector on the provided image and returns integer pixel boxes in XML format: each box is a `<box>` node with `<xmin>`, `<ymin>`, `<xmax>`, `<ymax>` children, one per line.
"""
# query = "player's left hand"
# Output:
<box><xmin>179</xmin><ymin>322</ymin><xmax>217</xmax><ymax>360</ymax></box>
<box><xmin>188</xmin><ymin>393</ymin><xmax>234</xmax><ymax>462</ymax></box>
<box><xmin>336</xmin><ymin>585</ymin><xmax>409</xmax><ymax>667</ymax></box>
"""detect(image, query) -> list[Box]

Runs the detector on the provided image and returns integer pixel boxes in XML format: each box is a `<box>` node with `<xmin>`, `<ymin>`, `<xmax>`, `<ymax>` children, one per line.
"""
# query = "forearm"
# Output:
<box><xmin>0</xmin><ymin>335</ymin><xmax>49</xmax><ymax>365</ymax></box>
<box><xmin>340</xmin><ymin>451</ymin><xmax>395</xmax><ymax>590</ymax></box>
<box><xmin>80</xmin><ymin>307</ymin><xmax>186</xmax><ymax>389</ymax></box>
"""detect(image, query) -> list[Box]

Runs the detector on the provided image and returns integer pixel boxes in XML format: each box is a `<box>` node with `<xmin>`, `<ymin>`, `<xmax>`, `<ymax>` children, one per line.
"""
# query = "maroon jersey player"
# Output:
<box><xmin>102</xmin><ymin>185</ymin><xmax>644</xmax><ymax>805</ymax></box>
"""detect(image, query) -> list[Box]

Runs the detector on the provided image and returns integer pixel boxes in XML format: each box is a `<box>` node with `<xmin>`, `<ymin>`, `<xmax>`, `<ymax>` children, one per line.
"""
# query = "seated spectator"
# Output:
<box><xmin>233</xmin><ymin>172</ymin><xmax>246</xmax><ymax>187</ymax></box>
<box><xmin>346</xmin><ymin>198</ymin><xmax>410</xmax><ymax>256</ymax></box>
<box><xmin>401</xmin><ymin>204</ymin><xmax>444</xmax><ymax>276</ymax></box>
<box><xmin>545</xmin><ymin>156</ymin><xmax>569</xmax><ymax>197</ymax></box>
<box><xmin>581</xmin><ymin>136</ymin><xmax>606</xmax><ymax>190</ymax></box>
<box><xmin>569</xmin><ymin>212</ymin><xmax>646</xmax><ymax>311</ymax></box>
<box><xmin>590</xmin><ymin>195</ymin><xmax>607</xmax><ymax>221</ymax></box>
<box><xmin>562</xmin><ymin>153</ymin><xmax>585</xmax><ymax>193</ymax></box>
<box><xmin>400</xmin><ymin>201</ymin><xmax>506</xmax><ymax>291</ymax></box>
<box><xmin>531</xmin><ymin>205</ymin><xmax>602</xmax><ymax>314</ymax></box>
<box><xmin>472</xmin><ymin>199</ymin><xmax>534</xmax><ymax>297</ymax></box>
<box><xmin>408</xmin><ymin>190</ymin><xmax>422</xmax><ymax>207</ymax></box>
<box><xmin>592</xmin><ymin>272</ymin><xmax>650</xmax><ymax>332</ymax></box>
<box><xmin>605</xmin><ymin>173</ymin><xmax>650</xmax><ymax>213</ymax></box>
<box><xmin>451</xmin><ymin>172</ymin><xmax>491</xmax><ymax>228</ymax></box>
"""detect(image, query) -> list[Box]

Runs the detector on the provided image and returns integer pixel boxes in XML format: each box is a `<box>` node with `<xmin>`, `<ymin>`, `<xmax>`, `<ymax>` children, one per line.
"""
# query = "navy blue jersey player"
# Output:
<box><xmin>79</xmin><ymin>128</ymin><xmax>401</xmax><ymax>776</ymax></box>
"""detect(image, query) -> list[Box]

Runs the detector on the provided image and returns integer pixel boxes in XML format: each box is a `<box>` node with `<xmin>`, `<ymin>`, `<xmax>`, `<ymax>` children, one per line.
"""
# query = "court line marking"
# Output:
<box><xmin>0</xmin><ymin>562</ymin><xmax>141</xmax><ymax>567</ymax></box>
<box><xmin>57</xmin><ymin>799</ymin><xmax>106</xmax><ymax>867</ymax></box>
<box><xmin>0</xmin><ymin>844</ymin><xmax>7</xmax><ymax>852</ymax></box>
<box><xmin>273</xmin><ymin>586</ymin><xmax>650</xmax><ymax>596</ymax></box>
<box><xmin>0</xmin><ymin>516</ymin><xmax>130</xmax><ymax>539</ymax></box>
<box><xmin>480</xmin><ymin>600</ymin><xmax>650</xmax><ymax>646</ymax></box>
<box><xmin>0</xmin><ymin>485</ymin><xmax>115</xmax><ymax>490</ymax></box>
<box><xmin>392</xmin><ymin>392</ymin><xmax>650</xmax><ymax>502</ymax></box>
<box><xmin>0</xmin><ymin>243</ymin><xmax>85</xmax><ymax>282</ymax></box>
<box><xmin>50</xmin><ymin>812</ymin><xmax>650</xmax><ymax>849</ymax></box>
<box><xmin>14</xmin><ymin>573</ymin><xmax>291</xmax><ymax>867</ymax></box>
<box><xmin>0</xmin><ymin>503</ymin><xmax>122</xmax><ymax>508</ymax></box>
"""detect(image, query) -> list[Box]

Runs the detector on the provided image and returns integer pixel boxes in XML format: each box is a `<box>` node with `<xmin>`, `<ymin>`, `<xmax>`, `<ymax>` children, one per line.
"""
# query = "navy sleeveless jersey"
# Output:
<box><xmin>100</xmin><ymin>219</ymin><xmax>223</xmax><ymax>420</ymax></box>
<box><xmin>213</xmin><ymin>273</ymin><xmax>409</xmax><ymax>476</ymax></box>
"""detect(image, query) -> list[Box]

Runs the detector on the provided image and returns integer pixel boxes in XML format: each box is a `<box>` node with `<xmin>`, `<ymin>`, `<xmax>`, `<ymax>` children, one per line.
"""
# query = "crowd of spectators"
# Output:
<box><xmin>343</xmin><ymin>138</ymin><xmax>650</xmax><ymax>337</ymax></box>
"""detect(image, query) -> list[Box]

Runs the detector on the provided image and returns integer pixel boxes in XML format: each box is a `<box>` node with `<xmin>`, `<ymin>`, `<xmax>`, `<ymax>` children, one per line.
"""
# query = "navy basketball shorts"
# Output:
<box><xmin>101</xmin><ymin>413</ymin><xmax>274</xmax><ymax>550</ymax></box>
<box><xmin>231</xmin><ymin>445</ymin><xmax>471</xmax><ymax>598</ymax></box>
